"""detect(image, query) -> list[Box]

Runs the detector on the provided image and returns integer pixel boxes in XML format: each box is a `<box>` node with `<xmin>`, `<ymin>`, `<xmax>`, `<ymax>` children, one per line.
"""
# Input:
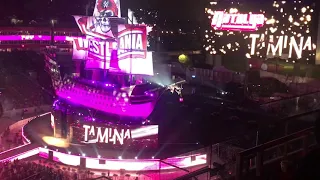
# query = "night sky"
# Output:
<box><xmin>0</xmin><ymin>0</ymin><xmax>204</xmax><ymax>25</ymax></box>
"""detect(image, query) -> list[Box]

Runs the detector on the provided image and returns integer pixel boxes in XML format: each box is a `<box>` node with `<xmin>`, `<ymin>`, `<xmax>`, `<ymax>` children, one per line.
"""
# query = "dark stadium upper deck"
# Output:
<box><xmin>0</xmin><ymin>26</ymin><xmax>82</xmax><ymax>50</ymax></box>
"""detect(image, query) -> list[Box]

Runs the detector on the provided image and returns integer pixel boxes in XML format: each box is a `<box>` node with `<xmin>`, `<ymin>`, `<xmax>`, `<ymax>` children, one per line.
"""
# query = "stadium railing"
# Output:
<box><xmin>235</xmin><ymin>127</ymin><xmax>316</xmax><ymax>180</ymax></box>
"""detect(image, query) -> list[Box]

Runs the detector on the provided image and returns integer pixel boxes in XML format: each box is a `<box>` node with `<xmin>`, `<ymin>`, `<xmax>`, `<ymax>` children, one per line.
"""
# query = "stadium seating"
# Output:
<box><xmin>0</xmin><ymin>51</ymin><xmax>54</xmax><ymax>111</ymax></box>
<box><xmin>0</xmin><ymin>159</ymin><xmax>77</xmax><ymax>180</ymax></box>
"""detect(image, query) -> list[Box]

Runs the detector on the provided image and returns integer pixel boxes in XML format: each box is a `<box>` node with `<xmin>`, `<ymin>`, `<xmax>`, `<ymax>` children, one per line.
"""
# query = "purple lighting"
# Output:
<box><xmin>43</xmin><ymin>42</ymin><xmax>155</xmax><ymax>119</ymax></box>
<box><xmin>0</xmin><ymin>35</ymin><xmax>51</xmax><ymax>41</ymax></box>
<box><xmin>0</xmin><ymin>146</ymin><xmax>207</xmax><ymax>172</ymax></box>
<box><xmin>56</xmin><ymin>86</ymin><xmax>154</xmax><ymax>119</ymax></box>
<box><xmin>38</xmin><ymin>147</ymin><xmax>207</xmax><ymax>171</ymax></box>
<box><xmin>144</xmin><ymin>92</ymin><xmax>154</xmax><ymax>97</ymax></box>
<box><xmin>105</xmin><ymin>84</ymin><xmax>113</xmax><ymax>87</ymax></box>
<box><xmin>0</xmin><ymin>35</ymin><xmax>80</xmax><ymax>41</ymax></box>
<box><xmin>54</xmin><ymin>36</ymin><xmax>79</xmax><ymax>41</ymax></box>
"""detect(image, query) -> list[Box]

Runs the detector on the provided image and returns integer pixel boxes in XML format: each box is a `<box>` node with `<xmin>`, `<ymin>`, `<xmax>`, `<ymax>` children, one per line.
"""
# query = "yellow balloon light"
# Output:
<box><xmin>178</xmin><ymin>54</ymin><xmax>188</xmax><ymax>64</ymax></box>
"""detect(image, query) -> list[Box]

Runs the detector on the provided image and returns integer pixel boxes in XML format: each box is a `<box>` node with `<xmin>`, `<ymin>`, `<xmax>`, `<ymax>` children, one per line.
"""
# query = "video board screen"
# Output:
<box><xmin>72</xmin><ymin>22</ymin><xmax>153</xmax><ymax>75</ymax></box>
<box><xmin>72</xmin><ymin>0</ymin><xmax>154</xmax><ymax>76</ymax></box>
<box><xmin>204</xmin><ymin>0</ymin><xmax>317</xmax><ymax>64</ymax></box>
<box><xmin>70</xmin><ymin>122</ymin><xmax>158</xmax><ymax>149</ymax></box>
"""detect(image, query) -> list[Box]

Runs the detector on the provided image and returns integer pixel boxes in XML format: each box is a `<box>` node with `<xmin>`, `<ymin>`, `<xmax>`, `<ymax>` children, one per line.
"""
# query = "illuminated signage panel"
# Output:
<box><xmin>93</xmin><ymin>0</ymin><xmax>121</xmax><ymax>18</ymax></box>
<box><xmin>211</xmin><ymin>11</ymin><xmax>265</xmax><ymax>31</ymax></box>
<box><xmin>72</xmin><ymin>0</ymin><xmax>154</xmax><ymax>76</ymax></box>
<box><xmin>73</xmin><ymin>15</ymin><xmax>114</xmax><ymax>40</ymax></box>
<box><xmin>249</xmin><ymin>34</ymin><xmax>313</xmax><ymax>59</ymax></box>
<box><xmin>83</xmin><ymin>125</ymin><xmax>131</xmax><ymax>145</ymax></box>
<box><xmin>71</xmin><ymin>123</ymin><xmax>158</xmax><ymax>148</ymax></box>
<box><xmin>205</xmin><ymin>2</ymin><xmax>316</xmax><ymax>62</ymax></box>
<box><xmin>117</xmin><ymin>24</ymin><xmax>147</xmax><ymax>59</ymax></box>
<box><xmin>72</xmin><ymin>25</ymin><xmax>153</xmax><ymax>75</ymax></box>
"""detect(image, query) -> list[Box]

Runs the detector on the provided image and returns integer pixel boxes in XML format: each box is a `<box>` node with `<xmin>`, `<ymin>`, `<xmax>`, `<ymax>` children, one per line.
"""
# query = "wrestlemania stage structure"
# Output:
<box><xmin>36</xmin><ymin>0</ymin><xmax>208</xmax><ymax>178</ymax></box>
<box><xmin>45</xmin><ymin>0</ymin><xmax>158</xmax><ymax>149</ymax></box>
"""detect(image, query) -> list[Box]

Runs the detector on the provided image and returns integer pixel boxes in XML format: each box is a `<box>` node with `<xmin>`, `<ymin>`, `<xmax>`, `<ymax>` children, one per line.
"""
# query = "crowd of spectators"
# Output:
<box><xmin>0</xmin><ymin>158</ymin><xmax>145</xmax><ymax>180</ymax></box>
<box><xmin>0</xmin><ymin>159</ymin><xmax>136</xmax><ymax>180</ymax></box>
<box><xmin>0</xmin><ymin>160</ymin><xmax>78</xmax><ymax>180</ymax></box>
<box><xmin>2</xmin><ymin>73</ymin><xmax>44</xmax><ymax>109</ymax></box>
<box><xmin>0</xmin><ymin>51</ymin><xmax>54</xmax><ymax>111</ymax></box>
<box><xmin>0</xmin><ymin>127</ymin><xmax>23</xmax><ymax>152</ymax></box>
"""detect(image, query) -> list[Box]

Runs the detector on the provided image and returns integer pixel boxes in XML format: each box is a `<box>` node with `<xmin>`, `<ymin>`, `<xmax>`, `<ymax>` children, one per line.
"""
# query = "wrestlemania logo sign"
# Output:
<box><xmin>211</xmin><ymin>11</ymin><xmax>265</xmax><ymax>31</ymax></box>
<box><xmin>72</xmin><ymin>0</ymin><xmax>150</xmax><ymax>73</ymax></box>
<box><xmin>74</xmin><ymin>0</ymin><xmax>121</xmax><ymax>39</ymax></box>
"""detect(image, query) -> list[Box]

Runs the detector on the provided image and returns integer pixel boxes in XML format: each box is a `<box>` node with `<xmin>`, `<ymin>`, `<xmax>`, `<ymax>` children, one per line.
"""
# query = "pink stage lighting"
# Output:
<box><xmin>56</xmin><ymin>86</ymin><xmax>154</xmax><ymax>118</ymax></box>
<box><xmin>211</xmin><ymin>11</ymin><xmax>265</xmax><ymax>31</ymax></box>
<box><xmin>0</xmin><ymin>148</ymin><xmax>40</xmax><ymax>163</ymax></box>
<box><xmin>0</xmin><ymin>35</ymin><xmax>82</xmax><ymax>42</ymax></box>
<box><xmin>0</xmin><ymin>35</ymin><xmax>52</xmax><ymax>41</ymax></box>
<box><xmin>70</xmin><ymin>24</ymin><xmax>154</xmax><ymax>76</ymax></box>
<box><xmin>38</xmin><ymin>147</ymin><xmax>207</xmax><ymax>171</ymax></box>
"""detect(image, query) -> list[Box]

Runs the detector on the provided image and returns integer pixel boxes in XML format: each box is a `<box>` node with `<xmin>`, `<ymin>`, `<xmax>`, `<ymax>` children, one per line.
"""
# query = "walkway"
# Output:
<box><xmin>0</xmin><ymin>113</ymin><xmax>49</xmax><ymax>161</ymax></box>
<box><xmin>0</xmin><ymin>112</ymin><xmax>43</xmax><ymax>152</ymax></box>
<box><xmin>0</xmin><ymin>144</ymin><xmax>39</xmax><ymax>162</ymax></box>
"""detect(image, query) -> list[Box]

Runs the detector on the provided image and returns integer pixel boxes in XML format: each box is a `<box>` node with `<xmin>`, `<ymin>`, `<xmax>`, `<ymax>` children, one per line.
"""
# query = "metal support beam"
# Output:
<box><xmin>160</xmin><ymin>160</ymin><xmax>189</xmax><ymax>172</ymax></box>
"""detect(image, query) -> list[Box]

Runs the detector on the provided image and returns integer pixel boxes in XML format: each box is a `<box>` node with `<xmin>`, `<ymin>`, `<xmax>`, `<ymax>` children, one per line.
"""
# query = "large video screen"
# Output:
<box><xmin>72</xmin><ymin>0</ymin><xmax>154</xmax><ymax>76</ymax></box>
<box><xmin>70</xmin><ymin>122</ymin><xmax>158</xmax><ymax>149</ymax></box>
<box><xmin>72</xmin><ymin>22</ymin><xmax>153</xmax><ymax>75</ymax></box>
<box><xmin>204</xmin><ymin>0</ymin><xmax>317</xmax><ymax>64</ymax></box>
